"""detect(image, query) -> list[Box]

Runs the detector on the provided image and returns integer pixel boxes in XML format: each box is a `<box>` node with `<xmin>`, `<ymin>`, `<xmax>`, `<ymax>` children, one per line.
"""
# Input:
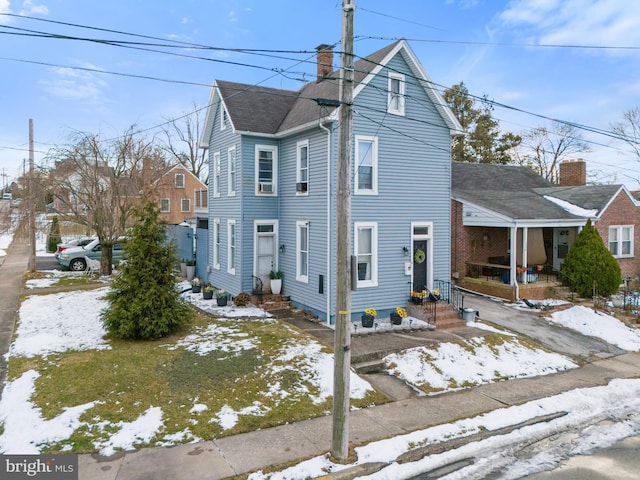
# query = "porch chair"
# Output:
<box><xmin>84</xmin><ymin>256</ymin><xmax>101</xmax><ymax>276</ymax></box>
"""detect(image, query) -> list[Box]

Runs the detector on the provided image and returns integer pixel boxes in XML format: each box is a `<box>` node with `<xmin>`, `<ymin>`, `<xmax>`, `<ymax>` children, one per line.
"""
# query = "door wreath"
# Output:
<box><xmin>414</xmin><ymin>248</ymin><xmax>426</xmax><ymax>264</ymax></box>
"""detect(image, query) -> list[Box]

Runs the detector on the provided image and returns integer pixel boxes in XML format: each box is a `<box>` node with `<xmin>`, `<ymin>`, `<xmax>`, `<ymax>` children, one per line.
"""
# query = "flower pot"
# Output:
<box><xmin>361</xmin><ymin>314</ymin><xmax>374</xmax><ymax>328</ymax></box>
<box><xmin>411</xmin><ymin>296</ymin><xmax>422</xmax><ymax>305</ymax></box>
<box><xmin>216</xmin><ymin>295</ymin><xmax>228</xmax><ymax>306</ymax></box>
<box><xmin>191</xmin><ymin>284</ymin><xmax>201</xmax><ymax>293</ymax></box>
<box><xmin>202</xmin><ymin>290</ymin><xmax>213</xmax><ymax>300</ymax></box>
<box><xmin>180</xmin><ymin>262</ymin><xmax>187</xmax><ymax>277</ymax></box>
<box><xmin>186</xmin><ymin>265</ymin><xmax>196</xmax><ymax>281</ymax></box>
<box><xmin>270</xmin><ymin>278</ymin><xmax>282</xmax><ymax>295</ymax></box>
<box><xmin>390</xmin><ymin>312</ymin><xmax>403</xmax><ymax>325</ymax></box>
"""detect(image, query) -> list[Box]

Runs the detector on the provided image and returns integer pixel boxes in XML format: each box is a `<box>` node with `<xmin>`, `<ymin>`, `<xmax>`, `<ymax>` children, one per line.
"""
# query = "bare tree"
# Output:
<box><xmin>160</xmin><ymin>104</ymin><xmax>208</xmax><ymax>182</ymax></box>
<box><xmin>517</xmin><ymin>122</ymin><xmax>589</xmax><ymax>183</ymax></box>
<box><xmin>47</xmin><ymin>127</ymin><xmax>162</xmax><ymax>274</ymax></box>
<box><xmin>610</xmin><ymin>107</ymin><xmax>640</xmax><ymax>184</ymax></box>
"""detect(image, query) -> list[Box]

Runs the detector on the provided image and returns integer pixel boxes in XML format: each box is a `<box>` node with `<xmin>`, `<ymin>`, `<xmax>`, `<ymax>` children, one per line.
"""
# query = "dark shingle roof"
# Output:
<box><xmin>452</xmin><ymin>162</ymin><xmax>623</xmax><ymax>221</ymax></box>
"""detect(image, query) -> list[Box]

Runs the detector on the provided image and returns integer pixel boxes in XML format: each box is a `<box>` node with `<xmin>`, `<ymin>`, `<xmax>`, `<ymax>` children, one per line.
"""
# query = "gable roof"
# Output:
<box><xmin>201</xmin><ymin>40</ymin><xmax>461</xmax><ymax>145</ymax></box>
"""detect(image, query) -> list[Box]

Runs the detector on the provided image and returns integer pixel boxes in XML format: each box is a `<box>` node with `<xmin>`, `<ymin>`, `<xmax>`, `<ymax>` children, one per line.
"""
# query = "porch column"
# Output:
<box><xmin>521</xmin><ymin>226</ymin><xmax>529</xmax><ymax>284</ymax></box>
<box><xmin>509</xmin><ymin>226</ymin><xmax>518</xmax><ymax>286</ymax></box>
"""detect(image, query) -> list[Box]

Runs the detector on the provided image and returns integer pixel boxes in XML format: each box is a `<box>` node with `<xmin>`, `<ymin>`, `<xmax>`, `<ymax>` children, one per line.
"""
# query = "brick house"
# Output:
<box><xmin>452</xmin><ymin>159</ymin><xmax>639</xmax><ymax>300</ymax></box>
<box><xmin>147</xmin><ymin>164</ymin><xmax>207</xmax><ymax>225</ymax></box>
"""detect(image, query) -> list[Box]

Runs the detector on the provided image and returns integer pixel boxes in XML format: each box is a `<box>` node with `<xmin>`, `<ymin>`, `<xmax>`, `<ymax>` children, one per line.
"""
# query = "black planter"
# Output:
<box><xmin>411</xmin><ymin>296</ymin><xmax>422</xmax><ymax>305</ymax></box>
<box><xmin>202</xmin><ymin>290</ymin><xmax>213</xmax><ymax>300</ymax></box>
<box><xmin>216</xmin><ymin>295</ymin><xmax>228</xmax><ymax>306</ymax></box>
<box><xmin>361</xmin><ymin>314</ymin><xmax>374</xmax><ymax>328</ymax></box>
<box><xmin>390</xmin><ymin>312</ymin><xmax>403</xmax><ymax>325</ymax></box>
<box><xmin>192</xmin><ymin>285</ymin><xmax>201</xmax><ymax>293</ymax></box>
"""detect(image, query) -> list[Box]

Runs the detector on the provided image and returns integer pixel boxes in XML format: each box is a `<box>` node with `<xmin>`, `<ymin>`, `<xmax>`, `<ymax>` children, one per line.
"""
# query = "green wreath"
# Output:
<box><xmin>414</xmin><ymin>248</ymin><xmax>426</xmax><ymax>264</ymax></box>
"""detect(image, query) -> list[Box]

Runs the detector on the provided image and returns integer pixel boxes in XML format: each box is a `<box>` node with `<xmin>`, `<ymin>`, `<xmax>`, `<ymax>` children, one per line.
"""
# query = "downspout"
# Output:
<box><xmin>319</xmin><ymin>120</ymin><xmax>332</xmax><ymax>324</ymax></box>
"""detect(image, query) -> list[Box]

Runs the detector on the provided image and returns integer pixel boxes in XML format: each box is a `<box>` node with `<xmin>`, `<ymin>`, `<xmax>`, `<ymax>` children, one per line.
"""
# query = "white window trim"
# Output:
<box><xmin>180</xmin><ymin>198</ymin><xmax>191</xmax><ymax>213</ymax></box>
<box><xmin>255</xmin><ymin>145</ymin><xmax>278</xmax><ymax>196</ymax></box>
<box><xmin>296</xmin><ymin>220</ymin><xmax>309</xmax><ymax>283</ymax></box>
<box><xmin>194</xmin><ymin>189</ymin><xmax>207</xmax><ymax>209</ymax></box>
<box><xmin>296</xmin><ymin>140</ymin><xmax>309</xmax><ymax>196</ymax></box>
<box><xmin>213</xmin><ymin>151</ymin><xmax>221</xmax><ymax>197</ymax></box>
<box><xmin>388</xmin><ymin>72</ymin><xmax>405</xmax><ymax>116</ymax></box>
<box><xmin>159</xmin><ymin>198</ymin><xmax>170</xmax><ymax>213</ymax></box>
<box><xmin>609</xmin><ymin>225</ymin><xmax>634</xmax><ymax>258</ymax></box>
<box><xmin>213</xmin><ymin>218</ymin><xmax>220</xmax><ymax>270</ymax></box>
<box><xmin>220</xmin><ymin>105</ymin><xmax>228</xmax><ymax>131</ymax></box>
<box><xmin>228</xmin><ymin>146</ymin><xmax>237</xmax><ymax>196</ymax></box>
<box><xmin>175</xmin><ymin>173</ymin><xmax>185</xmax><ymax>188</ymax></box>
<box><xmin>354</xmin><ymin>135</ymin><xmax>378</xmax><ymax>195</ymax></box>
<box><xmin>354</xmin><ymin>221</ymin><xmax>378</xmax><ymax>288</ymax></box>
<box><xmin>227</xmin><ymin>219</ymin><xmax>236</xmax><ymax>275</ymax></box>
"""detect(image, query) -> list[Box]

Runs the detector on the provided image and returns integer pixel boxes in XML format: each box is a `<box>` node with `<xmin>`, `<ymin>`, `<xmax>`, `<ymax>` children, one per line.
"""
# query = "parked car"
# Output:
<box><xmin>54</xmin><ymin>237</ymin><xmax>95</xmax><ymax>258</ymax></box>
<box><xmin>56</xmin><ymin>238</ymin><xmax>126</xmax><ymax>271</ymax></box>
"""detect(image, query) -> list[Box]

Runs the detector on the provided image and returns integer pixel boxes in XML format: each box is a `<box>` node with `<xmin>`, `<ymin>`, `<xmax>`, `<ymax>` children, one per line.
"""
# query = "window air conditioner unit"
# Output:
<box><xmin>296</xmin><ymin>182</ymin><xmax>308</xmax><ymax>192</ymax></box>
<box><xmin>258</xmin><ymin>182</ymin><xmax>273</xmax><ymax>193</ymax></box>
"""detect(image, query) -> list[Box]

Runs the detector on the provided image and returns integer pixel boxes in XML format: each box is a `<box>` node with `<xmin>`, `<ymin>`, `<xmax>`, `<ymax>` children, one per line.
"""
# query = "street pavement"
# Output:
<box><xmin>1</xmin><ymin>234</ymin><xmax>640</xmax><ymax>480</ymax></box>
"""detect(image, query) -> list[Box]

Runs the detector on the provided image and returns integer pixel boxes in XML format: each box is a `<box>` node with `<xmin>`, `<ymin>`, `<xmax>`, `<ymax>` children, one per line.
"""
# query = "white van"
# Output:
<box><xmin>2</xmin><ymin>193</ymin><xmax>11</xmax><ymax>200</ymax></box>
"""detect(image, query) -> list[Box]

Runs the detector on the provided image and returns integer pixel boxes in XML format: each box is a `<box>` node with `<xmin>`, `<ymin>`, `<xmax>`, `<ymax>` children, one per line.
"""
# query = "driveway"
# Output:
<box><xmin>462</xmin><ymin>294</ymin><xmax>626</xmax><ymax>363</ymax></box>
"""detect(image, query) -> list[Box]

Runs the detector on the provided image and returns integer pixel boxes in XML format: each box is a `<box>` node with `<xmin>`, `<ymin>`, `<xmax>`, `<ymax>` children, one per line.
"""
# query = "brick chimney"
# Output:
<box><xmin>315</xmin><ymin>44</ymin><xmax>334</xmax><ymax>81</ymax></box>
<box><xmin>559</xmin><ymin>159</ymin><xmax>586</xmax><ymax>186</ymax></box>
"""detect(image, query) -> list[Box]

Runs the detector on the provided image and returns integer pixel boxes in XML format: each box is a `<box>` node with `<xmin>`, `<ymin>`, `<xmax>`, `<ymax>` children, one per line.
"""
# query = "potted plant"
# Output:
<box><xmin>180</xmin><ymin>258</ymin><xmax>188</xmax><ymax>277</ymax></box>
<box><xmin>269</xmin><ymin>270</ymin><xmax>283</xmax><ymax>295</ymax></box>
<box><xmin>191</xmin><ymin>277</ymin><xmax>201</xmax><ymax>293</ymax></box>
<box><xmin>410</xmin><ymin>290</ymin><xmax>426</xmax><ymax>304</ymax></box>
<box><xmin>516</xmin><ymin>266</ymin><xmax>527</xmax><ymax>283</ymax></box>
<box><xmin>390</xmin><ymin>306</ymin><xmax>407</xmax><ymax>325</ymax></box>
<box><xmin>361</xmin><ymin>307</ymin><xmax>376</xmax><ymax>328</ymax></box>
<box><xmin>216</xmin><ymin>289</ymin><xmax>228</xmax><ymax>306</ymax></box>
<box><xmin>202</xmin><ymin>283</ymin><xmax>214</xmax><ymax>300</ymax></box>
<box><xmin>186</xmin><ymin>260</ymin><xmax>196</xmax><ymax>281</ymax></box>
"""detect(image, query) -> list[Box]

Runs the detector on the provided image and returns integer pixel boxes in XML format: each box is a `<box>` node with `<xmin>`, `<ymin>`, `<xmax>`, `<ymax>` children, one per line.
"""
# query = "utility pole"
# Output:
<box><xmin>332</xmin><ymin>0</ymin><xmax>354</xmax><ymax>462</ymax></box>
<box><xmin>28</xmin><ymin>119</ymin><xmax>36</xmax><ymax>272</ymax></box>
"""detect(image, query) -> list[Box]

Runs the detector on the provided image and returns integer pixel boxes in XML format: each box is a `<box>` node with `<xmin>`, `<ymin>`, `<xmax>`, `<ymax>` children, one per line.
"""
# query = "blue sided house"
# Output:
<box><xmin>200</xmin><ymin>40</ymin><xmax>462</xmax><ymax>324</ymax></box>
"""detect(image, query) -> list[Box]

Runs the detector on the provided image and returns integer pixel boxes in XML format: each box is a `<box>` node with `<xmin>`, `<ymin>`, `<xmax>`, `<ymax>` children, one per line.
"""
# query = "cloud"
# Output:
<box><xmin>0</xmin><ymin>0</ymin><xmax>11</xmax><ymax>24</ymax></box>
<box><xmin>41</xmin><ymin>64</ymin><xmax>109</xmax><ymax>101</ymax></box>
<box><xmin>19</xmin><ymin>0</ymin><xmax>48</xmax><ymax>16</ymax></box>
<box><xmin>499</xmin><ymin>0</ymin><xmax>640</xmax><ymax>50</ymax></box>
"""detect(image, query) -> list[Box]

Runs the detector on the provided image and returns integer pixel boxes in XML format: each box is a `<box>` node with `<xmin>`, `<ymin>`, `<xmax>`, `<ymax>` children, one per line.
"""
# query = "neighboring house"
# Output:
<box><xmin>452</xmin><ymin>159</ymin><xmax>640</xmax><ymax>300</ymax></box>
<box><xmin>146</xmin><ymin>164</ymin><xmax>208</xmax><ymax>226</ymax></box>
<box><xmin>200</xmin><ymin>40</ymin><xmax>462</xmax><ymax>323</ymax></box>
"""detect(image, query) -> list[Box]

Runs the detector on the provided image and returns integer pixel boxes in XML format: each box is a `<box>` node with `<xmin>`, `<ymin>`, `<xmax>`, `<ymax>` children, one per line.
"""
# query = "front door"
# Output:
<box><xmin>255</xmin><ymin>222</ymin><xmax>277</xmax><ymax>292</ymax></box>
<box><xmin>553</xmin><ymin>228</ymin><xmax>570</xmax><ymax>271</ymax></box>
<box><xmin>413</xmin><ymin>239</ymin><xmax>428</xmax><ymax>292</ymax></box>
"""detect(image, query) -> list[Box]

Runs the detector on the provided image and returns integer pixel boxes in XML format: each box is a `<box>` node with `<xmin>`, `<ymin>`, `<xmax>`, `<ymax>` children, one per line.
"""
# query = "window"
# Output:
<box><xmin>213</xmin><ymin>152</ymin><xmax>221</xmax><ymax>197</ymax></box>
<box><xmin>213</xmin><ymin>218</ymin><xmax>220</xmax><ymax>269</ymax></box>
<box><xmin>354</xmin><ymin>136</ymin><xmax>378</xmax><ymax>194</ymax></box>
<box><xmin>220</xmin><ymin>105</ymin><xmax>228</xmax><ymax>131</ymax></box>
<box><xmin>609</xmin><ymin>225</ymin><xmax>634</xmax><ymax>258</ymax></box>
<box><xmin>256</xmin><ymin>145</ymin><xmax>277</xmax><ymax>195</ymax></box>
<box><xmin>181</xmin><ymin>198</ymin><xmax>190</xmax><ymax>213</ymax></box>
<box><xmin>175</xmin><ymin>173</ymin><xmax>185</xmax><ymax>188</ymax></box>
<box><xmin>354</xmin><ymin>222</ymin><xmax>378</xmax><ymax>287</ymax></box>
<box><xmin>296</xmin><ymin>140</ymin><xmax>309</xmax><ymax>194</ymax></box>
<box><xmin>159</xmin><ymin>198</ymin><xmax>170</xmax><ymax>212</ymax></box>
<box><xmin>388</xmin><ymin>73</ymin><xmax>405</xmax><ymax>115</ymax></box>
<box><xmin>228</xmin><ymin>146</ymin><xmax>236</xmax><ymax>195</ymax></box>
<box><xmin>194</xmin><ymin>189</ymin><xmax>207</xmax><ymax>209</ymax></box>
<box><xmin>228</xmin><ymin>219</ymin><xmax>236</xmax><ymax>274</ymax></box>
<box><xmin>297</xmin><ymin>221</ymin><xmax>309</xmax><ymax>282</ymax></box>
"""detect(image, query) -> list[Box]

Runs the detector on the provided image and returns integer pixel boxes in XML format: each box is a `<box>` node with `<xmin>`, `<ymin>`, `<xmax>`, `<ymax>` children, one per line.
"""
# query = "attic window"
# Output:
<box><xmin>175</xmin><ymin>173</ymin><xmax>185</xmax><ymax>188</ymax></box>
<box><xmin>221</xmin><ymin>106</ymin><xmax>228</xmax><ymax>131</ymax></box>
<box><xmin>388</xmin><ymin>73</ymin><xmax>405</xmax><ymax>116</ymax></box>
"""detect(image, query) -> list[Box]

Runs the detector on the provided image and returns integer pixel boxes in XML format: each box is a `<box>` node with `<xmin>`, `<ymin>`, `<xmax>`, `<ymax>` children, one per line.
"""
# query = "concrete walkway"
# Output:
<box><xmin>1</xmin><ymin>235</ymin><xmax>640</xmax><ymax>479</ymax></box>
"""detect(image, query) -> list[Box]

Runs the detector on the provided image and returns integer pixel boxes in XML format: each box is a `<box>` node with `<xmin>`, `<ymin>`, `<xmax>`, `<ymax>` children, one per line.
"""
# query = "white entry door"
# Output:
<box><xmin>255</xmin><ymin>222</ymin><xmax>277</xmax><ymax>292</ymax></box>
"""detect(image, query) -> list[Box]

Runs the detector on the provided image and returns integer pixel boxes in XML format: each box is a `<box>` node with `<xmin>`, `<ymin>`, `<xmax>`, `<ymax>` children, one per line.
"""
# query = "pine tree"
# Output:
<box><xmin>48</xmin><ymin>216</ymin><xmax>62</xmax><ymax>253</ymax></box>
<box><xmin>560</xmin><ymin>219</ymin><xmax>622</xmax><ymax>298</ymax></box>
<box><xmin>102</xmin><ymin>198</ymin><xmax>193</xmax><ymax>339</ymax></box>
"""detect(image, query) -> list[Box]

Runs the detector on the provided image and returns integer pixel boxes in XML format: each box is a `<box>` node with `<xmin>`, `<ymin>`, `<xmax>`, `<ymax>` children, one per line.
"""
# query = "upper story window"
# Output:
<box><xmin>354</xmin><ymin>135</ymin><xmax>378</xmax><ymax>195</ymax></box>
<box><xmin>175</xmin><ymin>173</ymin><xmax>185</xmax><ymax>188</ymax></box>
<box><xmin>354</xmin><ymin>221</ymin><xmax>378</xmax><ymax>288</ymax></box>
<box><xmin>159</xmin><ymin>198</ymin><xmax>170</xmax><ymax>213</ymax></box>
<box><xmin>297</xmin><ymin>221</ymin><xmax>309</xmax><ymax>283</ymax></box>
<box><xmin>609</xmin><ymin>225</ymin><xmax>634</xmax><ymax>258</ymax></box>
<box><xmin>220</xmin><ymin>105</ymin><xmax>228</xmax><ymax>131</ymax></box>
<box><xmin>228</xmin><ymin>146</ymin><xmax>236</xmax><ymax>195</ymax></box>
<box><xmin>213</xmin><ymin>152</ymin><xmax>221</xmax><ymax>197</ymax></box>
<box><xmin>181</xmin><ymin>198</ymin><xmax>191</xmax><ymax>213</ymax></box>
<box><xmin>388</xmin><ymin>73</ymin><xmax>405</xmax><ymax>116</ymax></box>
<box><xmin>256</xmin><ymin>145</ymin><xmax>278</xmax><ymax>195</ymax></box>
<box><xmin>194</xmin><ymin>189</ymin><xmax>207</xmax><ymax>209</ymax></box>
<box><xmin>296</xmin><ymin>140</ymin><xmax>309</xmax><ymax>195</ymax></box>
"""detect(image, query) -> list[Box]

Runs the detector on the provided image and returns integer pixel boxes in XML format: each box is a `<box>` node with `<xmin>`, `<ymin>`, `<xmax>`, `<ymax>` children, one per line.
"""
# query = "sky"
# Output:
<box><xmin>1</xmin><ymin>0</ymin><xmax>640</xmax><ymax>190</ymax></box>
<box><xmin>1</xmin><ymin>222</ymin><xmax>640</xmax><ymax>476</ymax></box>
